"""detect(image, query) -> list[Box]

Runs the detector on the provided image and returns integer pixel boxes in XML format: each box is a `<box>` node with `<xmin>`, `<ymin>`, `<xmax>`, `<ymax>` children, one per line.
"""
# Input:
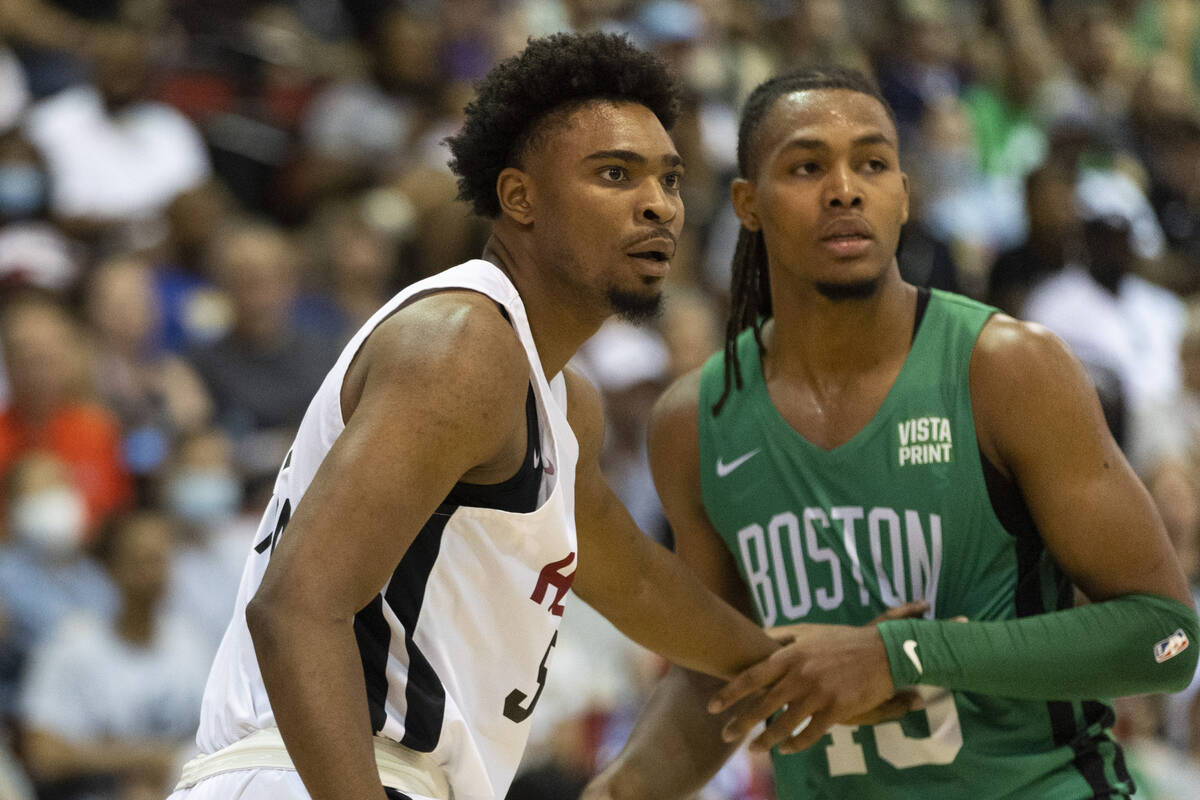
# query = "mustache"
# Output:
<box><xmin>621</xmin><ymin>230</ymin><xmax>677</xmax><ymax>251</ymax></box>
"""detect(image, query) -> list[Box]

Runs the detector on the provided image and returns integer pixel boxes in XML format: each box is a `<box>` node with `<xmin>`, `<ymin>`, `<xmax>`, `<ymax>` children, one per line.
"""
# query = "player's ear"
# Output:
<box><xmin>731</xmin><ymin>178</ymin><xmax>761</xmax><ymax>232</ymax></box>
<box><xmin>900</xmin><ymin>171</ymin><xmax>910</xmax><ymax>226</ymax></box>
<box><xmin>497</xmin><ymin>167</ymin><xmax>535</xmax><ymax>225</ymax></box>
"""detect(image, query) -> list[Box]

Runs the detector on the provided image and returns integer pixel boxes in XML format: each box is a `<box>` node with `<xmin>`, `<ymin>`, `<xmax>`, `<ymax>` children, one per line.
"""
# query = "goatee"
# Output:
<box><xmin>608</xmin><ymin>286</ymin><xmax>663</xmax><ymax>323</ymax></box>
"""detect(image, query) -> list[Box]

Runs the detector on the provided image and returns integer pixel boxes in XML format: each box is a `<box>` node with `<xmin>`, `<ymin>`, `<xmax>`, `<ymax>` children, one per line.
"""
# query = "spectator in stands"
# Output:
<box><xmin>0</xmin><ymin>128</ymin><xmax>79</xmax><ymax>293</ymax></box>
<box><xmin>17</xmin><ymin>508</ymin><xmax>208</xmax><ymax>800</ymax></box>
<box><xmin>0</xmin><ymin>292</ymin><xmax>131</xmax><ymax>531</ymax></box>
<box><xmin>301</xmin><ymin>200</ymin><xmax>404</xmax><ymax>338</ymax></box>
<box><xmin>1023</xmin><ymin>190</ymin><xmax>1185</xmax><ymax>447</ymax></box>
<box><xmin>187</xmin><ymin>221</ymin><xmax>340</xmax><ymax>478</ymax></box>
<box><xmin>987</xmin><ymin>162</ymin><xmax>1082</xmax><ymax>314</ymax></box>
<box><xmin>298</xmin><ymin>7</ymin><xmax>442</xmax><ymax>202</ymax></box>
<box><xmin>162</xmin><ymin>426</ymin><xmax>255</xmax><ymax>655</ymax></box>
<box><xmin>84</xmin><ymin>254</ymin><xmax>212</xmax><ymax>476</ymax></box>
<box><xmin>23</xmin><ymin>25</ymin><xmax>211</xmax><ymax>247</ymax></box>
<box><xmin>0</xmin><ymin>453</ymin><xmax>116</xmax><ymax>724</ymax></box>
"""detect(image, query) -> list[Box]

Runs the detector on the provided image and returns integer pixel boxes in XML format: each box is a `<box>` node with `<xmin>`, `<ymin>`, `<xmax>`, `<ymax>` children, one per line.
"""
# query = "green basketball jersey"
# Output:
<box><xmin>697</xmin><ymin>290</ymin><xmax>1132</xmax><ymax>799</ymax></box>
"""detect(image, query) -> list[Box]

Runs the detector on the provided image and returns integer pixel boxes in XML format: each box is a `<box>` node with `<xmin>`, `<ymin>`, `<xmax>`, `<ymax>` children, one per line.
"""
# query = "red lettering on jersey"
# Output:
<box><xmin>531</xmin><ymin>551</ymin><xmax>575</xmax><ymax>616</ymax></box>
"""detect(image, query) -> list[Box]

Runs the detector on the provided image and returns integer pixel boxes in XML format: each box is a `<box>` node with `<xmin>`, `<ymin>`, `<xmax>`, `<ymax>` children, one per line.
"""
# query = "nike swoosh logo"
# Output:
<box><xmin>716</xmin><ymin>449</ymin><xmax>760</xmax><ymax>477</ymax></box>
<box><xmin>903</xmin><ymin>639</ymin><xmax>923</xmax><ymax>675</ymax></box>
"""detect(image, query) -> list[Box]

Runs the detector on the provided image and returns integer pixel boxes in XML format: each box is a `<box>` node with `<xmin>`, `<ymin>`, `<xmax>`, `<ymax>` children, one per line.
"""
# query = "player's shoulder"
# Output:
<box><xmin>972</xmin><ymin>312</ymin><xmax>1082</xmax><ymax>390</ymax></box>
<box><xmin>346</xmin><ymin>290</ymin><xmax>529</xmax><ymax>420</ymax></box>
<box><xmin>971</xmin><ymin>312</ymin><xmax>1098</xmax><ymax>460</ymax></box>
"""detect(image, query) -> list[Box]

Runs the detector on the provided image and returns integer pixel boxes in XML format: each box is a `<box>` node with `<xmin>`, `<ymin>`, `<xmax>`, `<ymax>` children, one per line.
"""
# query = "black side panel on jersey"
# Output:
<box><xmin>982</xmin><ymin>445</ymin><xmax>1125</xmax><ymax>796</ymax></box>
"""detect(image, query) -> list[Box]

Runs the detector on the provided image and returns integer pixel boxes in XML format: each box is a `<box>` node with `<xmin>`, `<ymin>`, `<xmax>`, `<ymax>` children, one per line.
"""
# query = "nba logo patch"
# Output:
<box><xmin>1154</xmin><ymin>629</ymin><xmax>1190</xmax><ymax>663</ymax></box>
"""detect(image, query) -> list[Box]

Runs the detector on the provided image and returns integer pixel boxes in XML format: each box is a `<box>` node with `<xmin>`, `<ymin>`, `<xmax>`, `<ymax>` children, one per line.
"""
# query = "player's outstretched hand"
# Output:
<box><xmin>712</xmin><ymin>601</ymin><xmax>929</xmax><ymax>754</ymax></box>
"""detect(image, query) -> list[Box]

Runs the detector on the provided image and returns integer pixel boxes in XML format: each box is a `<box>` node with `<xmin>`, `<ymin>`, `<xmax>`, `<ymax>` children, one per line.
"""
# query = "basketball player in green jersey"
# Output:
<box><xmin>584</xmin><ymin>68</ymin><xmax>1199</xmax><ymax>799</ymax></box>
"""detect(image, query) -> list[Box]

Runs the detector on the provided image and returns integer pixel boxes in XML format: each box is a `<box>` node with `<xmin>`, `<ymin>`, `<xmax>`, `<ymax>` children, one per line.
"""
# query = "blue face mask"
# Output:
<box><xmin>0</xmin><ymin>164</ymin><xmax>47</xmax><ymax>219</ymax></box>
<box><xmin>166</xmin><ymin>469</ymin><xmax>242</xmax><ymax>526</ymax></box>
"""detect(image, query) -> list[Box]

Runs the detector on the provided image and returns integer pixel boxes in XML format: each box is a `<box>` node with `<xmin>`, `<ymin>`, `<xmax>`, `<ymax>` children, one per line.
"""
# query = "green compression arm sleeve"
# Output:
<box><xmin>877</xmin><ymin>593</ymin><xmax>1199</xmax><ymax>700</ymax></box>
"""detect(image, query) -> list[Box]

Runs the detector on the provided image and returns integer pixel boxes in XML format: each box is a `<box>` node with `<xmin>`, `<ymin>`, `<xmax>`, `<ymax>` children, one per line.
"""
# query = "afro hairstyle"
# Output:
<box><xmin>445</xmin><ymin>31</ymin><xmax>681</xmax><ymax>218</ymax></box>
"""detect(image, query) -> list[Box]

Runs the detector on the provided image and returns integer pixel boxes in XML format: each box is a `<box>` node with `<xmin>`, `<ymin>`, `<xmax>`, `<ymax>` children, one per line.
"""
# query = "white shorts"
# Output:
<box><xmin>165</xmin><ymin>769</ymin><xmax>436</xmax><ymax>800</ymax></box>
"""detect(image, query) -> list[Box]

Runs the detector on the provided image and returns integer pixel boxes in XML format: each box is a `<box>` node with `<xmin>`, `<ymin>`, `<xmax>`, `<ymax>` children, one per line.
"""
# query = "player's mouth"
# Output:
<box><xmin>820</xmin><ymin>217</ymin><xmax>874</xmax><ymax>258</ymax></box>
<box><xmin>626</xmin><ymin>238</ymin><xmax>674</xmax><ymax>277</ymax></box>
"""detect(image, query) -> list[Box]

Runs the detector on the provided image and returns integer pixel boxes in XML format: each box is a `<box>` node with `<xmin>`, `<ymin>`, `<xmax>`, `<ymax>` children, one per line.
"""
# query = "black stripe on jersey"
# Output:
<box><xmin>386</xmin><ymin>502</ymin><xmax>455</xmax><ymax>751</ymax></box>
<box><xmin>354</xmin><ymin>502</ymin><xmax>455</xmax><ymax>748</ymax></box>
<box><xmin>1112</xmin><ymin>732</ymin><xmax>1133</xmax><ymax>787</ymax></box>
<box><xmin>354</xmin><ymin>595</ymin><xmax>395</xmax><ymax>733</ymax></box>
<box><xmin>384</xmin><ymin>790</ymin><xmax>413</xmax><ymax>800</ymax></box>
<box><xmin>1069</xmin><ymin>703</ymin><xmax>1116</xmax><ymax>796</ymax></box>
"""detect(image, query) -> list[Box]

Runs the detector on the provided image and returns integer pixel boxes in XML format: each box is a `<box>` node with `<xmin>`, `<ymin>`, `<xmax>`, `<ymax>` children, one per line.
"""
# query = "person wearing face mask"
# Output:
<box><xmin>0</xmin><ymin>453</ymin><xmax>116</xmax><ymax>725</ymax></box>
<box><xmin>16</xmin><ymin>508</ymin><xmax>209</xmax><ymax>800</ymax></box>
<box><xmin>0</xmin><ymin>292</ymin><xmax>133</xmax><ymax>535</ymax></box>
<box><xmin>0</xmin><ymin>128</ymin><xmax>78</xmax><ymax>292</ymax></box>
<box><xmin>162</xmin><ymin>427</ymin><xmax>252</xmax><ymax>654</ymax></box>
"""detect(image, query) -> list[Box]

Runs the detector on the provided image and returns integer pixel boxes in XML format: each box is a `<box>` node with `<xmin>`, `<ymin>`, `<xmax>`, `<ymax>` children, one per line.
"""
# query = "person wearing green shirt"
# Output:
<box><xmin>584</xmin><ymin>66</ymin><xmax>1199</xmax><ymax>799</ymax></box>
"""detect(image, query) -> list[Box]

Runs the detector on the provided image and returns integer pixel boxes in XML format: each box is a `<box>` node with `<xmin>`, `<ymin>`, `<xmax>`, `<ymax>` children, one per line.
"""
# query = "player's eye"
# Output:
<box><xmin>662</xmin><ymin>172</ymin><xmax>682</xmax><ymax>190</ymax></box>
<box><xmin>865</xmin><ymin>158</ymin><xmax>888</xmax><ymax>172</ymax></box>
<box><xmin>793</xmin><ymin>161</ymin><xmax>821</xmax><ymax>176</ymax></box>
<box><xmin>601</xmin><ymin>166</ymin><xmax>627</xmax><ymax>182</ymax></box>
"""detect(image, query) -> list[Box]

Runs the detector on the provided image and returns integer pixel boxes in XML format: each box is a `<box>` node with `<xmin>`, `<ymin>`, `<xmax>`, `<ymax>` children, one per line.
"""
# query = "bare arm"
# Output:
<box><xmin>568</xmin><ymin>368</ymin><xmax>777</xmax><ymax>679</ymax></box>
<box><xmin>972</xmin><ymin>316</ymin><xmax>1192</xmax><ymax>607</ymax></box>
<box><xmin>246</xmin><ymin>293</ymin><xmax>530</xmax><ymax>800</ymax></box>
<box><xmin>579</xmin><ymin>370</ymin><xmax>761</xmax><ymax>800</ymax></box>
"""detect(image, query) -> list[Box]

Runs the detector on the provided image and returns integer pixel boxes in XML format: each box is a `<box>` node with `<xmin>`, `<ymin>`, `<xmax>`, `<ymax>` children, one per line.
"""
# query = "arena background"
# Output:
<box><xmin>0</xmin><ymin>1</ymin><xmax>1199</xmax><ymax>798</ymax></box>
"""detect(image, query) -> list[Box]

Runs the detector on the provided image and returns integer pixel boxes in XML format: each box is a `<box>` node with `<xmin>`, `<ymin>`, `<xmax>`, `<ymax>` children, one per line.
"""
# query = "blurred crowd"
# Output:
<box><xmin>0</xmin><ymin>0</ymin><xmax>1199</xmax><ymax>798</ymax></box>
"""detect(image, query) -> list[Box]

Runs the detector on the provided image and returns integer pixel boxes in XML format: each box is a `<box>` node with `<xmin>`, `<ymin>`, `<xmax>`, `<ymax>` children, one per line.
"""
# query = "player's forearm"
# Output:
<box><xmin>586</xmin><ymin>667</ymin><xmax>739</xmax><ymax>800</ymax></box>
<box><xmin>878</xmin><ymin>593</ymin><xmax>1200</xmax><ymax>699</ymax></box>
<box><xmin>593</xmin><ymin>534</ymin><xmax>777</xmax><ymax>678</ymax></box>
<box><xmin>246</xmin><ymin>598</ymin><xmax>390</xmax><ymax>800</ymax></box>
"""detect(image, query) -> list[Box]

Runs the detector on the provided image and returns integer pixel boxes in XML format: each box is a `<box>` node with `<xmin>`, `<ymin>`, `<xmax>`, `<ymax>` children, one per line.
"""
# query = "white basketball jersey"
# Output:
<box><xmin>193</xmin><ymin>260</ymin><xmax>579</xmax><ymax>800</ymax></box>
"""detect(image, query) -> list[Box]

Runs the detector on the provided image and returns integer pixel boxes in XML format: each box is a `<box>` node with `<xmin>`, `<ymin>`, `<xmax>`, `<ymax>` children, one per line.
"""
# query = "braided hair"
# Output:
<box><xmin>713</xmin><ymin>67</ymin><xmax>895</xmax><ymax>415</ymax></box>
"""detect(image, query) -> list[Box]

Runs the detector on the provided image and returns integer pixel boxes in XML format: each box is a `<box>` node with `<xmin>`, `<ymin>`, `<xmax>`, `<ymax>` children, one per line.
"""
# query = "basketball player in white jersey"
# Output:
<box><xmin>167</xmin><ymin>32</ymin><xmax>789</xmax><ymax>800</ymax></box>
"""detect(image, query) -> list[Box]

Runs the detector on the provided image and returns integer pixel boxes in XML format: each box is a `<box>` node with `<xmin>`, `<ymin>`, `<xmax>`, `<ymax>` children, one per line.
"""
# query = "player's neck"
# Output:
<box><xmin>482</xmin><ymin>233</ymin><xmax>607</xmax><ymax>379</ymax></box>
<box><xmin>765</xmin><ymin>268</ymin><xmax>916</xmax><ymax>384</ymax></box>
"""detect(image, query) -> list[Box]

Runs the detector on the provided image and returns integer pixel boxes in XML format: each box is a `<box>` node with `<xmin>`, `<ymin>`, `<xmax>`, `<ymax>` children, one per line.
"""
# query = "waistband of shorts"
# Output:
<box><xmin>173</xmin><ymin>727</ymin><xmax>450</xmax><ymax>798</ymax></box>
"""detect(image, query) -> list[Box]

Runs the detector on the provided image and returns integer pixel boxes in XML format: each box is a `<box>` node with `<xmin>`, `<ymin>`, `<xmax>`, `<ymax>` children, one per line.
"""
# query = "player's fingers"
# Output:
<box><xmin>708</xmin><ymin>656</ymin><xmax>787</xmax><ymax>715</ymax></box>
<box><xmin>870</xmin><ymin>601</ymin><xmax>929</xmax><ymax>625</ymax></box>
<box><xmin>840</xmin><ymin>690</ymin><xmax>923</xmax><ymax>726</ymax></box>
<box><xmin>778</xmin><ymin>708</ymin><xmax>836</xmax><ymax>754</ymax></box>
<box><xmin>767</xmin><ymin>624</ymin><xmax>804</xmax><ymax>644</ymax></box>
<box><xmin>720</xmin><ymin>680</ymin><xmax>795</xmax><ymax>742</ymax></box>
<box><xmin>750</xmin><ymin>695</ymin><xmax>821</xmax><ymax>752</ymax></box>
